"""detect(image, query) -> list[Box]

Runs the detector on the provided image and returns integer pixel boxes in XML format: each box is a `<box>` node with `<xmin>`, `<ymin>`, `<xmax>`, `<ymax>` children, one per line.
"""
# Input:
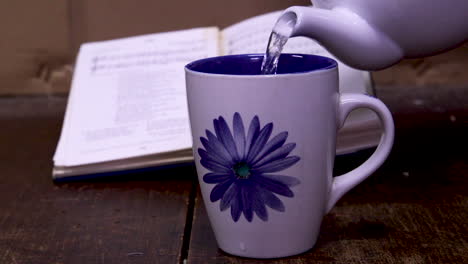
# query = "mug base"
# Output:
<box><xmin>218</xmin><ymin>239</ymin><xmax>317</xmax><ymax>259</ymax></box>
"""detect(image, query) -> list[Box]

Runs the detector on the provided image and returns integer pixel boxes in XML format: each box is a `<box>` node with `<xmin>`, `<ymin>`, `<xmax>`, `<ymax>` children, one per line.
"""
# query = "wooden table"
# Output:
<box><xmin>0</xmin><ymin>86</ymin><xmax>466</xmax><ymax>264</ymax></box>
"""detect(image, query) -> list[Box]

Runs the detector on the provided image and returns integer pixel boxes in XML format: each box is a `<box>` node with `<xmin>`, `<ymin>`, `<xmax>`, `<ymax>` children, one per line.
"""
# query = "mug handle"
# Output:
<box><xmin>326</xmin><ymin>93</ymin><xmax>395</xmax><ymax>212</ymax></box>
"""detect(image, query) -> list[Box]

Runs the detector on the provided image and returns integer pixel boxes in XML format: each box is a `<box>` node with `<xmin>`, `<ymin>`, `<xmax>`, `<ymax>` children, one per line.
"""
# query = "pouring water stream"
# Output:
<box><xmin>261</xmin><ymin>13</ymin><xmax>297</xmax><ymax>74</ymax></box>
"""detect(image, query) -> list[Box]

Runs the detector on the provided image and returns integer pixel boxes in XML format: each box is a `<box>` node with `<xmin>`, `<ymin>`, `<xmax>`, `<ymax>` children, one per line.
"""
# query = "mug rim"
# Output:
<box><xmin>185</xmin><ymin>53</ymin><xmax>338</xmax><ymax>78</ymax></box>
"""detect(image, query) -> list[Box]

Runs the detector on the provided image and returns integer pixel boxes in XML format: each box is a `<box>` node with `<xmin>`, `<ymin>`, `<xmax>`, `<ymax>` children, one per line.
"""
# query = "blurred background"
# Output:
<box><xmin>1</xmin><ymin>0</ymin><xmax>467</xmax><ymax>96</ymax></box>
<box><xmin>0</xmin><ymin>2</ymin><xmax>466</xmax><ymax>263</ymax></box>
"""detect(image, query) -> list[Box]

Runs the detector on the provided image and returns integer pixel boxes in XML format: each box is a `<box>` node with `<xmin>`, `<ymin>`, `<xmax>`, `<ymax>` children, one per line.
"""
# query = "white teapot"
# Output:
<box><xmin>279</xmin><ymin>0</ymin><xmax>468</xmax><ymax>70</ymax></box>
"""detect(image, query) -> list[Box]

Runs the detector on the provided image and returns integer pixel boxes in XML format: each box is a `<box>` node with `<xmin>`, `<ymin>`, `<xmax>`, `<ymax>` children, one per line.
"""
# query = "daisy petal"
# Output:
<box><xmin>252</xmin><ymin>175</ymin><xmax>294</xmax><ymax>197</ymax></box>
<box><xmin>231</xmin><ymin>191</ymin><xmax>242</xmax><ymax>222</ymax></box>
<box><xmin>220</xmin><ymin>182</ymin><xmax>238</xmax><ymax>211</ymax></box>
<box><xmin>251</xmin><ymin>185</ymin><xmax>268</xmax><ymax>221</ymax></box>
<box><xmin>198</xmin><ymin>148</ymin><xmax>231</xmax><ymax>168</ymax></box>
<box><xmin>245</xmin><ymin>116</ymin><xmax>260</xmax><ymax>157</ymax></box>
<box><xmin>257</xmin><ymin>186</ymin><xmax>285</xmax><ymax>212</ymax></box>
<box><xmin>252</xmin><ymin>156</ymin><xmax>300</xmax><ymax>173</ymax></box>
<box><xmin>251</xmin><ymin>131</ymin><xmax>288</xmax><ymax>164</ymax></box>
<box><xmin>200</xmin><ymin>159</ymin><xmax>231</xmax><ymax>173</ymax></box>
<box><xmin>202</xmin><ymin>133</ymin><xmax>233</xmax><ymax>164</ymax></box>
<box><xmin>210</xmin><ymin>179</ymin><xmax>234</xmax><ymax>202</ymax></box>
<box><xmin>214</xmin><ymin>117</ymin><xmax>240</xmax><ymax>161</ymax></box>
<box><xmin>261</xmin><ymin>174</ymin><xmax>301</xmax><ymax>187</ymax></box>
<box><xmin>241</xmin><ymin>185</ymin><xmax>254</xmax><ymax>222</ymax></box>
<box><xmin>203</xmin><ymin>173</ymin><xmax>232</xmax><ymax>184</ymax></box>
<box><xmin>233</xmin><ymin>113</ymin><xmax>246</xmax><ymax>160</ymax></box>
<box><xmin>246</xmin><ymin>123</ymin><xmax>273</xmax><ymax>163</ymax></box>
<box><xmin>252</xmin><ymin>143</ymin><xmax>296</xmax><ymax>168</ymax></box>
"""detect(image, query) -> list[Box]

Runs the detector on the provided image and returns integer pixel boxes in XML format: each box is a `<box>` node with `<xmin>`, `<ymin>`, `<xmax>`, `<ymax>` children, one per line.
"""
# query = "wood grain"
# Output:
<box><xmin>186</xmin><ymin>86</ymin><xmax>468</xmax><ymax>264</ymax></box>
<box><xmin>0</xmin><ymin>97</ymin><xmax>194</xmax><ymax>264</ymax></box>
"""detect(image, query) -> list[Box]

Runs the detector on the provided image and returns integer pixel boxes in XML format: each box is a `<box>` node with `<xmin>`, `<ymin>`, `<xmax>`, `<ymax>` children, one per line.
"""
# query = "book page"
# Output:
<box><xmin>221</xmin><ymin>11</ymin><xmax>371</xmax><ymax>94</ymax></box>
<box><xmin>54</xmin><ymin>28</ymin><xmax>219</xmax><ymax>166</ymax></box>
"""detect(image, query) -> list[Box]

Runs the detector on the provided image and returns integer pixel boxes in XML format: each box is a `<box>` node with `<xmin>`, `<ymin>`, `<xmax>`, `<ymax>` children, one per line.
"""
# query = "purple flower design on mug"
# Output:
<box><xmin>198</xmin><ymin>112</ymin><xmax>301</xmax><ymax>222</ymax></box>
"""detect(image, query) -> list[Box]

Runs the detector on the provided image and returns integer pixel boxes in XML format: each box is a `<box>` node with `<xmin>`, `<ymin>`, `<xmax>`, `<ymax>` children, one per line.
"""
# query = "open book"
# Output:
<box><xmin>52</xmin><ymin>11</ymin><xmax>380</xmax><ymax>180</ymax></box>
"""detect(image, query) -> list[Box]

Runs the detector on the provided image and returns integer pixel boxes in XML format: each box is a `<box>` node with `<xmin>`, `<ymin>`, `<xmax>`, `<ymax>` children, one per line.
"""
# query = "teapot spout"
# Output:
<box><xmin>279</xmin><ymin>6</ymin><xmax>404</xmax><ymax>70</ymax></box>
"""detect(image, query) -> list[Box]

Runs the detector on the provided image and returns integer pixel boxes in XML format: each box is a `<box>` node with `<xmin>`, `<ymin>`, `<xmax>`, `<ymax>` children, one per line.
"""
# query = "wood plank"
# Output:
<box><xmin>189</xmin><ymin>174</ymin><xmax>467</xmax><ymax>264</ymax></box>
<box><xmin>187</xmin><ymin>86</ymin><xmax>468</xmax><ymax>263</ymax></box>
<box><xmin>0</xmin><ymin>97</ymin><xmax>194</xmax><ymax>264</ymax></box>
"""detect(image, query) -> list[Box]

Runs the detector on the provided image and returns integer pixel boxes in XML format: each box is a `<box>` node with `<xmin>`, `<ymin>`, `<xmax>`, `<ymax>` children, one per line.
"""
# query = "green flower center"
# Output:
<box><xmin>233</xmin><ymin>162</ymin><xmax>251</xmax><ymax>179</ymax></box>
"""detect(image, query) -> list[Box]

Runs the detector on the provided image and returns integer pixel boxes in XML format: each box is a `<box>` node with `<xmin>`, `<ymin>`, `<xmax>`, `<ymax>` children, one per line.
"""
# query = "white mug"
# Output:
<box><xmin>185</xmin><ymin>54</ymin><xmax>394</xmax><ymax>258</ymax></box>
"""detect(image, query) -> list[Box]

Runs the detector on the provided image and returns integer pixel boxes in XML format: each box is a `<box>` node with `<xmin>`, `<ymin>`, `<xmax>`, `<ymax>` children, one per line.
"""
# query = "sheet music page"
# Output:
<box><xmin>54</xmin><ymin>28</ymin><xmax>219</xmax><ymax>166</ymax></box>
<box><xmin>221</xmin><ymin>11</ymin><xmax>370</xmax><ymax>94</ymax></box>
